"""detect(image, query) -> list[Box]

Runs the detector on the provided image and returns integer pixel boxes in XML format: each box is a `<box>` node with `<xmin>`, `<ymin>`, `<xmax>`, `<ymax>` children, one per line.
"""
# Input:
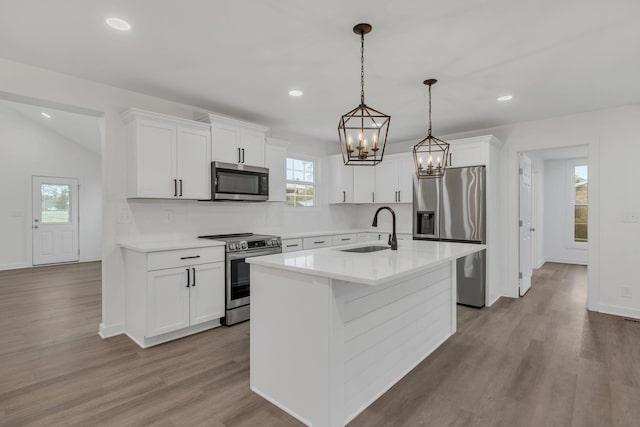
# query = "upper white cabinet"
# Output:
<box><xmin>200</xmin><ymin>113</ymin><xmax>269</xmax><ymax>167</ymax></box>
<box><xmin>328</xmin><ymin>154</ymin><xmax>354</xmax><ymax>203</ymax></box>
<box><xmin>124</xmin><ymin>109</ymin><xmax>211</xmax><ymax>199</ymax></box>
<box><xmin>373</xmin><ymin>154</ymin><xmax>414</xmax><ymax>204</ymax></box>
<box><xmin>353</xmin><ymin>166</ymin><xmax>376</xmax><ymax>203</ymax></box>
<box><xmin>266</xmin><ymin>138</ymin><xmax>289</xmax><ymax>202</ymax></box>
<box><xmin>448</xmin><ymin>138</ymin><xmax>487</xmax><ymax>168</ymax></box>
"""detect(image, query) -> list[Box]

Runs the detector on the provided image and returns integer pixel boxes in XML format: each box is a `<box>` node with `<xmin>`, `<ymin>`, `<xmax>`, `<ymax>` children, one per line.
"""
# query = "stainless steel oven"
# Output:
<box><xmin>199</xmin><ymin>233</ymin><xmax>281</xmax><ymax>325</ymax></box>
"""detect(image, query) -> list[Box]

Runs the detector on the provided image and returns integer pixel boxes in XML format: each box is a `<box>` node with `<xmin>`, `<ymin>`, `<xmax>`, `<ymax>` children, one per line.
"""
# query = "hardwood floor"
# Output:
<box><xmin>1</xmin><ymin>262</ymin><xmax>638</xmax><ymax>426</ymax></box>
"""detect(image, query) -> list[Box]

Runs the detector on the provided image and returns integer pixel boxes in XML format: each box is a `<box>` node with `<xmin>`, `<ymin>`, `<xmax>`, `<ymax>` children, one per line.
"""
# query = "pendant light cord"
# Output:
<box><xmin>428</xmin><ymin>83</ymin><xmax>432</xmax><ymax>136</ymax></box>
<box><xmin>360</xmin><ymin>32</ymin><xmax>365</xmax><ymax>106</ymax></box>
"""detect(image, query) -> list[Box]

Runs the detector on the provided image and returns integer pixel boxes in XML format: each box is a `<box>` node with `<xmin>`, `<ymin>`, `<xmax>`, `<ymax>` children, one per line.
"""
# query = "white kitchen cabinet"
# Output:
<box><xmin>202</xmin><ymin>113</ymin><xmax>269</xmax><ymax>167</ymax></box>
<box><xmin>303</xmin><ymin>235</ymin><xmax>333</xmax><ymax>250</ymax></box>
<box><xmin>353</xmin><ymin>166</ymin><xmax>376</xmax><ymax>203</ymax></box>
<box><xmin>332</xmin><ymin>233</ymin><xmax>357</xmax><ymax>246</ymax></box>
<box><xmin>124</xmin><ymin>109</ymin><xmax>211</xmax><ymax>199</ymax></box>
<box><xmin>328</xmin><ymin>154</ymin><xmax>354</xmax><ymax>204</ymax></box>
<box><xmin>123</xmin><ymin>244</ymin><xmax>226</xmax><ymax>348</ymax></box>
<box><xmin>266</xmin><ymin>138</ymin><xmax>289</xmax><ymax>202</ymax></box>
<box><xmin>448</xmin><ymin>139</ymin><xmax>486</xmax><ymax>168</ymax></box>
<box><xmin>373</xmin><ymin>154</ymin><xmax>414</xmax><ymax>204</ymax></box>
<box><xmin>282</xmin><ymin>238</ymin><xmax>303</xmax><ymax>253</ymax></box>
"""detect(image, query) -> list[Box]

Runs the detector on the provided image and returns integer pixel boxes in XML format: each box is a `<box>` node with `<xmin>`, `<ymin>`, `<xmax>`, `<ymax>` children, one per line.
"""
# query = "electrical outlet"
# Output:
<box><xmin>117</xmin><ymin>210</ymin><xmax>131</xmax><ymax>223</ymax></box>
<box><xmin>622</xmin><ymin>212</ymin><xmax>639</xmax><ymax>223</ymax></box>
<box><xmin>621</xmin><ymin>286</ymin><xmax>632</xmax><ymax>298</ymax></box>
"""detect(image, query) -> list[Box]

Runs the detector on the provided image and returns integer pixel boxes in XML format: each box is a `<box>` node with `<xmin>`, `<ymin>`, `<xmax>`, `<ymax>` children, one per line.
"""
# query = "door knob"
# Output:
<box><xmin>33</xmin><ymin>226</ymin><xmax>39</xmax><ymax>229</ymax></box>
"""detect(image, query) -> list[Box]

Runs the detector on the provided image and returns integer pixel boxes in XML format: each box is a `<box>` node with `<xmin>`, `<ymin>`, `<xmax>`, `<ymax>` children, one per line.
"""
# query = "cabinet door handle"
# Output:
<box><xmin>286</xmin><ymin>244</ymin><xmax>299</xmax><ymax>248</ymax></box>
<box><xmin>449</xmin><ymin>153</ymin><xmax>452</xmax><ymax>166</ymax></box>
<box><xmin>186</xmin><ymin>268</ymin><xmax>190</xmax><ymax>288</ymax></box>
<box><xmin>398</xmin><ymin>190</ymin><xmax>401</xmax><ymax>202</ymax></box>
<box><xmin>173</xmin><ymin>179</ymin><xmax>177</xmax><ymax>197</ymax></box>
<box><xmin>179</xmin><ymin>179</ymin><xmax>183</xmax><ymax>197</ymax></box>
<box><xmin>343</xmin><ymin>191</ymin><xmax>346</xmax><ymax>203</ymax></box>
<box><xmin>241</xmin><ymin>148</ymin><xmax>245</xmax><ymax>164</ymax></box>
<box><xmin>314</xmin><ymin>241</ymin><xmax>325</xmax><ymax>244</ymax></box>
<box><xmin>341</xmin><ymin>238</ymin><xmax>351</xmax><ymax>241</ymax></box>
<box><xmin>238</xmin><ymin>147</ymin><xmax>241</xmax><ymax>163</ymax></box>
<box><xmin>372</xmin><ymin>192</ymin><xmax>375</xmax><ymax>203</ymax></box>
<box><xmin>180</xmin><ymin>255</ymin><xmax>201</xmax><ymax>260</ymax></box>
<box><xmin>192</xmin><ymin>267</ymin><xmax>196</xmax><ymax>287</ymax></box>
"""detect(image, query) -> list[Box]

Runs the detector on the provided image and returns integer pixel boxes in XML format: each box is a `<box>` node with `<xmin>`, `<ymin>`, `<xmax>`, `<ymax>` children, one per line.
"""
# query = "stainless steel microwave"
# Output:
<box><xmin>211</xmin><ymin>161</ymin><xmax>269</xmax><ymax>201</ymax></box>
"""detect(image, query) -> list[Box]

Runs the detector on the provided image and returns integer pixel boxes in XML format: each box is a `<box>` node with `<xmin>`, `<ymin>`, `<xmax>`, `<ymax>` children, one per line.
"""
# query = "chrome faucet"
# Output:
<box><xmin>371</xmin><ymin>206</ymin><xmax>398</xmax><ymax>250</ymax></box>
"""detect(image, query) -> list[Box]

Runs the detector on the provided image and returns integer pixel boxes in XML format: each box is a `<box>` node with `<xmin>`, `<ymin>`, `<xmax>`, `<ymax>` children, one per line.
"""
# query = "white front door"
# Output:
<box><xmin>32</xmin><ymin>176</ymin><xmax>79</xmax><ymax>265</ymax></box>
<box><xmin>519</xmin><ymin>155</ymin><xmax>533</xmax><ymax>296</ymax></box>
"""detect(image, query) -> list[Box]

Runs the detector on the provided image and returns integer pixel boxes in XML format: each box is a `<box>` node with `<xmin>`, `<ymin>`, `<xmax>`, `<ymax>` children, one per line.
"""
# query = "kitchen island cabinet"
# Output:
<box><xmin>247</xmin><ymin>240</ymin><xmax>484</xmax><ymax>426</ymax></box>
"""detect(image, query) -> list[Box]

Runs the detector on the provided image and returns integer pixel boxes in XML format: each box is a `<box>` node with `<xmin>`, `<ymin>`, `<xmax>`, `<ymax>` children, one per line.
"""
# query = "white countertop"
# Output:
<box><xmin>118</xmin><ymin>238</ymin><xmax>225</xmax><ymax>252</ymax></box>
<box><xmin>280</xmin><ymin>228</ymin><xmax>411</xmax><ymax>240</ymax></box>
<box><xmin>248</xmin><ymin>240</ymin><xmax>485</xmax><ymax>286</ymax></box>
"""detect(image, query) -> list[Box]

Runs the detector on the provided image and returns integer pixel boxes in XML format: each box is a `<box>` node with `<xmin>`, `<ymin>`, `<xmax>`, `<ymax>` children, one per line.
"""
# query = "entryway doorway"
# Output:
<box><xmin>32</xmin><ymin>176</ymin><xmax>79</xmax><ymax>265</ymax></box>
<box><xmin>518</xmin><ymin>145</ymin><xmax>590</xmax><ymax>298</ymax></box>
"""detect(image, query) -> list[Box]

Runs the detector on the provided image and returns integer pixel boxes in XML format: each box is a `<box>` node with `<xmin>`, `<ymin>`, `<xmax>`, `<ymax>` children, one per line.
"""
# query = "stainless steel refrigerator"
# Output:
<box><xmin>413</xmin><ymin>166</ymin><xmax>486</xmax><ymax>307</ymax></box>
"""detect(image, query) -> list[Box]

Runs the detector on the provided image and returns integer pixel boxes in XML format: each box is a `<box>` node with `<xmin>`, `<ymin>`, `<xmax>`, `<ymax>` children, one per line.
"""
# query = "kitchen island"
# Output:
<box><xmin>247</xmin><ymin>240</ymin><xmax>485</xmax><ymax>427</ymax></box>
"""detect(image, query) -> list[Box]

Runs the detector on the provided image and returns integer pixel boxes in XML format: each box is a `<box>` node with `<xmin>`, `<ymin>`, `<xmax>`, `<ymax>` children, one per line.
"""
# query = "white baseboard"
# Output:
<box><xmin>0</xmin><ymin>263</ymin><xmax>30</xmax><ymax>271</ymax></box>
<box><xmin>99</xmin><ymin>322</ymin><xmax>125</xmax><ymax>338</ymax></box>
<box><xmin>545</xmin><ymin>258</ymin><xmax>587</xmax><ymax>266</ymax></box>
<box><xmin>534</xmin><ymin>259</ymin><xmax>546</xmax><ymax>269</ymax></box>
<box><xmin>80</xmin><ymin>256</ymin><xmax>102</xmax><ymax>263</ymax></box>
<box><xmin>486</xmin><ymin>294</ymin><xmax>501</xmax><ymax>307</ymax></box>
<box><xmin>597</xmin><ymin>304</ymin><xmax>640</xmax><ymax>320</ymax></box>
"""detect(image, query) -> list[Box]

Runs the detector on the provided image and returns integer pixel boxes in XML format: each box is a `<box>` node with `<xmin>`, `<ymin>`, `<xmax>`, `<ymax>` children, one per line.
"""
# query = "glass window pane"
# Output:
<box><xmin>41</xmin><ymin>184</ymin><xmax>70</xmax><ymax>223</ymax></box>
<box><xmin>575</xmin><ymin>166</ymin><xmax>588</xmax><ymax>203</ymax></box>
<box><xmin>574</xmin><ymin>205</ymin><xmax>588</xmax><ymax>242</ymax></box>
<box><xmin>285</xmin><ymin>183</ymin><xmax>315</xmax><ymax>207</ymax></box>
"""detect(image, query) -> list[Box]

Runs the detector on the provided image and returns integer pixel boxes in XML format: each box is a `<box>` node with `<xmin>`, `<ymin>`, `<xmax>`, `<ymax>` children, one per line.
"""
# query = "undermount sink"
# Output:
<box><xmin>340</xmin><ymin>245</ymin><xmax>390</xmax><ymax>253</ymax></box>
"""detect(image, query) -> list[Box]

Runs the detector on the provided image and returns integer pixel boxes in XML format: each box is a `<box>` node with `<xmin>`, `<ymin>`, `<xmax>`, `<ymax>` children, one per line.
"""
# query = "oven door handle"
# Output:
<box><xmin>227</xmin><ymin>249</ymin><xmax>282</xmax><ymax>260</ymax></box>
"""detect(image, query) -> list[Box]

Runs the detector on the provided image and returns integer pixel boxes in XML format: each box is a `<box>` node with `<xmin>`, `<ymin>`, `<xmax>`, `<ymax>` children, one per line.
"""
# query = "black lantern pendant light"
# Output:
<box><xmin>338</xmin><ymin>23</ymin><xmax>390</xmax><ymax>166</ymax></box>
<box><xmin>413</xmin><ymin>79</ymin><xmax>449</xmax><ymax>179</ymax></box>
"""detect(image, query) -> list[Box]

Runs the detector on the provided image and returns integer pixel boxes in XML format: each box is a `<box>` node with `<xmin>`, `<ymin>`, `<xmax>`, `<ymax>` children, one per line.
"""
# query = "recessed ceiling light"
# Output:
<box><xmin>497</xmin><ymin>95</ymin><xmax>513</xmax><ymax>102</ymax></box>
<box><xmin>105</xmin><ymin>17</ymin><xmax>131</xmax><ymax>31</ymax></box>
<box><xmin>41</xmin><ymin>112</ymin><xmax>52</xmax><ymax>119</ymax></box>
<box><xmin>288</xmin><ymin>90</ymin><xmax>303</xmax><ymax>97</ymax></box>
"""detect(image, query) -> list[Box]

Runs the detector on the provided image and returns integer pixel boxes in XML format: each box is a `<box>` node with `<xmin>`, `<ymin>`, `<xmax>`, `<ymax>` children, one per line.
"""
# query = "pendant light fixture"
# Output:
<box><xmin>338</xmin><ymin>23</ymin><xmax>390</xmax><ymax>166</ymax></box>
<box><xmin>413</xmin><ymin>79</ymin><xmax>449</xmax><ymax>179</ymax></box>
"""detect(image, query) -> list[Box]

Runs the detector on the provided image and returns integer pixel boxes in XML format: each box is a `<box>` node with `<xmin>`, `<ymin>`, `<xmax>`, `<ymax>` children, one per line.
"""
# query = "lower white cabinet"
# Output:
<box><xmin>282</xmin><ymin>238</ymin><xmax>303</xmax><ymax>253</ymax></box>
<box><xmin>303</xmin><ymin>236</ymin><xmax>333</xmax><ymax>250</ymax></box>
<box><xmin>123</xmin><ymin>245</ymin><xmax>225</xmax><ymax>348</ymax></box>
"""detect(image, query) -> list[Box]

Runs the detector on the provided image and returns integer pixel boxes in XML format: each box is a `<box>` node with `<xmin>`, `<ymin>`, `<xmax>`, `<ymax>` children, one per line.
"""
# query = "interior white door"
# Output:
<box><xmin>519</xmin><ymin>154</ymin><xmax>533</xmax><ymax>296</ymax></box>
<box><xmin>32</xmin><ymin>176</ymin><xmax>79</xmax><ymax>265</ymax></box>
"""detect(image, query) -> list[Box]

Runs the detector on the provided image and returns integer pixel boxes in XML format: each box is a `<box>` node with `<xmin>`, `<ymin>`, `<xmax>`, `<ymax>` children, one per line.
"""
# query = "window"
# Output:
<box><xmin>573</xmin><ymin>165</ymin><xmax>588</xmax><ymax>242</ymax></box>
<box><xmin>41</xmin><ymin>183</ymin><xmax>71</xmax><ymax>223</ymax></box>
<box><xmin>286</xmin><ymin>157</ymin><xmax>316</xmax><ymax>207</ymax></box>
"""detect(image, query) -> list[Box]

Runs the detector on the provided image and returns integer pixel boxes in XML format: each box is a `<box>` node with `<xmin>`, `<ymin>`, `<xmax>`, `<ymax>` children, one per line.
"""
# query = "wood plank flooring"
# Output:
<box><xmin>1</xmin><ymin>262</ymin><xmax>638</xmax><ymax>426</ymax></box>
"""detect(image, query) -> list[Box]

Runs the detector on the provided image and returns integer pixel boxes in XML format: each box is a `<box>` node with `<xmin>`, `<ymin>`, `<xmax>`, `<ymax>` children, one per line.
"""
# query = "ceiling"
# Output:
<box><xmin>0</xmin><ymin>0</ymin><xmax>639</xmax><ymax>144</ymax></box>
<box><xmin>0</xmin><ymin>99</ymin><xmax>101</xmax><ymax>154</ymax></box>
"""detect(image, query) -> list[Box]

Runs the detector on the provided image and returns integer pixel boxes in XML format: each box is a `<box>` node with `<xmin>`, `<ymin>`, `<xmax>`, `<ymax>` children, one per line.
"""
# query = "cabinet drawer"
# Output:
<box><xmin>302</xmin><ymin>236</ymin><xmax>332</xmax><ymax>250</ymax></box>
<box><xmin>147</xmin><ymin>247</ymin><xmax>225</xmax><ymax>271</ymax></box>
<box><xmin>282</xmin><ymin>238</ymin><xmax>303</xmax><ymax>253</ymax></box>
<box><xmin>332</xmin><ymin>233</ymin><xmax>357</xmax><ymax>246</ymax></box>
<box><xmin>357</xmin><ymin>232</ymin><xmax>381</xmax><ymax>243</ymax></box>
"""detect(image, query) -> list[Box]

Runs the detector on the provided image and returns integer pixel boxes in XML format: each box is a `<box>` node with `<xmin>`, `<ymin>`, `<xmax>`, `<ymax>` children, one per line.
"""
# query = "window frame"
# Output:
<box><xmin>566</xmin><ymin>158</ymin><xmax>588</xmax><ymax>248</ymax></box>
<box><xmin>285</xmin><ymin>154</ymin><xmax>320</xmax><ymax>208</ymax></box>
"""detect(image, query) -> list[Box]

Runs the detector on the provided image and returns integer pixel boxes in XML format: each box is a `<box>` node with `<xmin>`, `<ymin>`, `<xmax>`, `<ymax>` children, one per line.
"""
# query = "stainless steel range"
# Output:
<box><xmin>198</xmin><ymin>233</ymin><xmax>281</xmax><ymax>325</ymax></box>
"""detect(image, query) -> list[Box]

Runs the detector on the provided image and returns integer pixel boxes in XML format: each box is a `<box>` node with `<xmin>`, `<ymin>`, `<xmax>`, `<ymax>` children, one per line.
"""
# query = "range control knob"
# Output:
<box><xmin>241</xmin><ymin>241</ymin><xmax>248</xmax><ymax>250</ymax></box>
<box><xmin>228</xmin><ymin>242</ymin><xmax>236</xmax><ymax>251</ymax></box>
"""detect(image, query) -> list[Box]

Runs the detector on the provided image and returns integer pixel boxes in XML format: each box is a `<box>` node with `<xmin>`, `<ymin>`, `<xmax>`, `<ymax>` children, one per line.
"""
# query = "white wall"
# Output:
<box><xmin>443</xmin><ymin>104</ymin><xmax>640</xmax><ymax>319</ymax></box>
<box><xmin>543</xmin><ymin>158</ymin><xmax>588</xmax><ymax>265</ymax></box>
<box><xmin>0</xmin><ymin>103</ymin><xmax>101</xmax><ymax>269</ymax></box>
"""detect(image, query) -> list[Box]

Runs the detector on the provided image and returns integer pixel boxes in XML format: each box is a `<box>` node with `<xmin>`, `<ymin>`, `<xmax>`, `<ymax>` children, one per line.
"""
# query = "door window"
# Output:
<box><xmin>40</xmin><ymin>183</ymin><xmax>71</xmax><ymax>223</ymax></box>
